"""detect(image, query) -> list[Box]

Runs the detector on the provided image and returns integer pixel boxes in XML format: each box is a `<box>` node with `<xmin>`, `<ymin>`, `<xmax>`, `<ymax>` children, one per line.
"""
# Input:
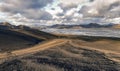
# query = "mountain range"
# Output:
<box><xmin>47</xmin><ymin>23</ymin><xmax>120</xmax><ymax>29</ymax></box>
<box><xmin>1</xmin><ymin>22</ymin><xmax>120</xmax><ymax>30</ymax></box>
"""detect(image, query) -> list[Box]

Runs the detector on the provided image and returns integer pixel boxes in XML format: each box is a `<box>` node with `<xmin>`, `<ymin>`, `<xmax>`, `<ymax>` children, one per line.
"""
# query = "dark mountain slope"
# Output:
<box><xmin>0</xmin><ymin>22</ymin><xmax>56</xmax><ymax>52</ymax></box>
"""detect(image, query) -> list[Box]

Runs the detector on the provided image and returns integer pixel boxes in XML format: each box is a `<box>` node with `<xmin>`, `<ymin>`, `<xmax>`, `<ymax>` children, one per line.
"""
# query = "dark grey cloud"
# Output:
<box><xmin>108</xmin><ymin>1</ymin><xmax>120</xmax><ymax>10</ymax></box>
<box><xmin>23</xmin><ymin>10</ymin><xmax>53</xmax><ymax>20</ymax></box>
<box><xmin>59</xmin><ymin>0</ymin><xmax>95</xmax><ymax>12</ymax></box>
<box><xmin>3</xmin><ymin>0</ymin><xmax>53</xmax><ymax>9</ymax></box>
<box><xmin>89</xmin><ymin>0</ymin><xmax>94</xmax><ymax>2</ymax></box>
<box><xmin>59</xmin><ymin>3</ymin><xmax>77</xmax><ymax>12</ymax></box>
<box><xmin>56</xmin><ymin>13</ymin><xmax>65</xmax><ymax>16</ymax></box>
<box><xmin>78</xmin><ymin>0</ymin><xmax>120</xmax><ymax>19</ymax></box>
<box><xmin>0</xmin><ymin>0</ymin><xmax>53</xmax><ymax>20</ymax></box>
<box><xmin>105</xmin><ymin>10</ymin><xmax>120</xmax><ymax>18</ymax></box>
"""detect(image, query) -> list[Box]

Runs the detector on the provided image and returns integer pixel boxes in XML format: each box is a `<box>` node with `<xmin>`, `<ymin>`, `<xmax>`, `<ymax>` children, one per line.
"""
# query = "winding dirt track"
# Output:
<box><xmin>0</xmin><ymin>39</ymin><xmax>68</xmax><ymax>59</ymax></box>
<box><xmin>0</xmin><ymin>39</ymin><xmax>120</xmax><ymax>62</ymax></box>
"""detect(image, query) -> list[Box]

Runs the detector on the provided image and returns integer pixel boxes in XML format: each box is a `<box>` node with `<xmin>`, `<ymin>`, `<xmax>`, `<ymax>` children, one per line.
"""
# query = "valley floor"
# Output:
<box><xmin>0</xmin><ymin>39</ymin><xmax>120</xmax><ymax>71</ymax></box>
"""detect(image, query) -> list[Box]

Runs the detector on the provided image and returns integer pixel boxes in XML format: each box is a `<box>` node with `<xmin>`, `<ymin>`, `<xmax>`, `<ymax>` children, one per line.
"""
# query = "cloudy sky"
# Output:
<box><xmin>0</xmin><ymin>0</ymin><xmax>120</xmax><ymax>26</ymax></box>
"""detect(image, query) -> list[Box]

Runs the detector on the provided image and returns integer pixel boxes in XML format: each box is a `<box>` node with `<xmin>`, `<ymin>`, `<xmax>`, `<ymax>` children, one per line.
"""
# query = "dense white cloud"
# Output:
<box><xmin>0</xmin><ymin>0</ymin><xmax>120</xmax><ymax>26</ymax></box>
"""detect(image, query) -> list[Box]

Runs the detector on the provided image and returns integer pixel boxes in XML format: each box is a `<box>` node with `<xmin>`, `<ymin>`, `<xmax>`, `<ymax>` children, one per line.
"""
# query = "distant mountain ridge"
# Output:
<box><xmin>1</xmin><ymin>22</ymin><xmax>120</xmax><ymax>30</ymax></box>
<box><xmin>48</xmin><ymin>23</ymin><xmax>117</xmax><ymax>29</ymax></box>
<box><xmin>80</xmin><ymin>23</ymin><xmax>114</xmax><ymax>28</ymax></box>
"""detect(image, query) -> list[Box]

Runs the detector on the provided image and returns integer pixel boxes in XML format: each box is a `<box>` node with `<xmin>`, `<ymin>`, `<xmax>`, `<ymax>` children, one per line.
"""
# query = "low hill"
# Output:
<box><xmin>0</xmin><ymin>22</ymin><xmax>57</xmax><ymax>40</ymax></box>
<box><xmin>0</xmin><ymin>22</ymin><xmax>56</xmax><ymax>52</ymax></box>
